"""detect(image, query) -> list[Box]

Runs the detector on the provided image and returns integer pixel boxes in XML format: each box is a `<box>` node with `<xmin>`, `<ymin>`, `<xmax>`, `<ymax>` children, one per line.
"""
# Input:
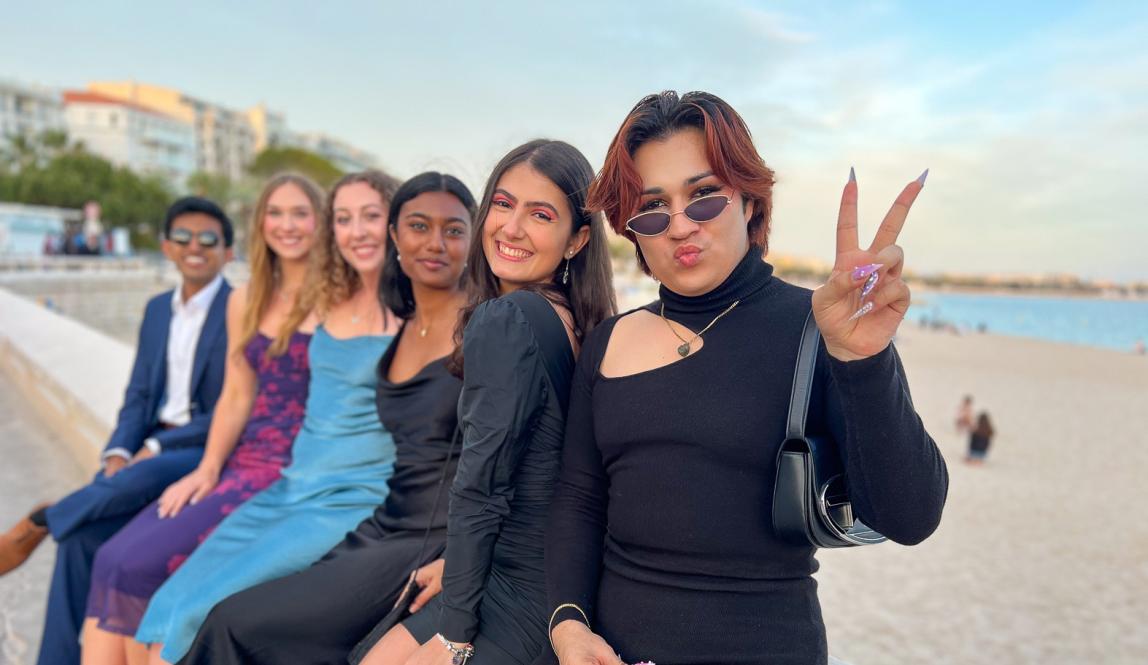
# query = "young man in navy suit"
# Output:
<box><xmin>0</xmin><ymin>197</ymin><xmax>235</xmax><ymax>665</ymax></box>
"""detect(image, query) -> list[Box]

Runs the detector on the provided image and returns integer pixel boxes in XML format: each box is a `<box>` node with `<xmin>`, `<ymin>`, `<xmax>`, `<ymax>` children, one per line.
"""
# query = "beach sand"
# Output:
<box><xmin>816</xmin><ymin>326</ymin><xmax>1148</xmax><ymax>664</ymax></box>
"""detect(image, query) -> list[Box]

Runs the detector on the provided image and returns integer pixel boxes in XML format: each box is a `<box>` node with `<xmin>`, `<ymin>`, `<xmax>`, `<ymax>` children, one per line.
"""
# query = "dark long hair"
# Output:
<box><xmin>449</xmin><ymin>139</ymin><xmax>616</xmax><ymax>375</ymax></box>
<box><xmin>379</xmin><ymin>172</ymin><xmax>477</xmax><ymax>319</ymax></box>
<box><xmin>588</xmin><ymin>90</ymin><xmax>777</xmax><ymax>274</ymax></box>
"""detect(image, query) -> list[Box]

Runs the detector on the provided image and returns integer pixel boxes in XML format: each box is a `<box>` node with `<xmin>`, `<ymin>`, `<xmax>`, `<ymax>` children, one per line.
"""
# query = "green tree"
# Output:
<box><xmin>0</xmin><ymin>129</ymin><xmax>72</xmax><ymax>172</ymax></box>
<box><xmin>248</xmin><ymin>146</ymin><xmax>343</xmax><ymax>186</ymax></box>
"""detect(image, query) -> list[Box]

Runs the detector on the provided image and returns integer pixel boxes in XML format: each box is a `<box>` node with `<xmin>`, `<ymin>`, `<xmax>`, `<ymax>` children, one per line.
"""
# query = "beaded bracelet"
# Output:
<box><xmin>435</xmin><ymin>633</ymin><xmax>474</xmax><ymax>664</ymax></box>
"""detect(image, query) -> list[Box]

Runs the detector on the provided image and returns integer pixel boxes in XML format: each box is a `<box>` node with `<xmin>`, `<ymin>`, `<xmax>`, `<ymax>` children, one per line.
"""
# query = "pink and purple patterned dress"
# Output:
<box><xmin>84</xmin><ymin>330</ymin><xmax>311</xmax><ymax>636</ymax></box>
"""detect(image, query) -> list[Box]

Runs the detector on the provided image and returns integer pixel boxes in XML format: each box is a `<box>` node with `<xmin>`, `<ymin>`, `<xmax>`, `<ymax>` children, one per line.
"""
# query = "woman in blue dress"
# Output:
<box><xmin>132</xmin><ymin>170</ymin><xmax>405</xmax><ymax>664</ymax></box>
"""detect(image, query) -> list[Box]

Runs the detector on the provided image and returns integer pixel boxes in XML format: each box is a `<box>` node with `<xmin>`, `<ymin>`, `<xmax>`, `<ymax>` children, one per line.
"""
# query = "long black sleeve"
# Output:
<box><xmin>545</xmin><ymin>323</ymin><xmax>610</xmax><ymax>627</ymax></box>
<box><xmin>437</xmin><ymin>298</ymin><xmax>549</xmax><ymax>643</ymax></box>
<box><xmin>823</xmin><ymin>342</ymin><xmax>948</xmax><ymax>545</ymax></box>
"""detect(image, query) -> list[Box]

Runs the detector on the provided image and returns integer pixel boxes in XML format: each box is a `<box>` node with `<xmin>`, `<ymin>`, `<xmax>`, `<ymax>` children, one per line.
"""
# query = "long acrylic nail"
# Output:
<box><xmin>861</xmin><ymin>271</ymin><xmax>880</xmax><ymax>299</ymax></box>
<box><xmin>848</xmin><ymin>166</ymin><xmax>856</xmax><ymax>183</ymax></box>
<box><xmin>851</xmin><ymin>263</ymin><xmax>884</xmax><ymax>281</ymax></box>
<box><xmin>848</xmin><ymin>301</ymin><xmax>874</xmax><ymax>321</ymax></box>
<box><xmin>916</xmin><ymin>168</ymin><xmax>929</xmax><ymax>186</ymax></box>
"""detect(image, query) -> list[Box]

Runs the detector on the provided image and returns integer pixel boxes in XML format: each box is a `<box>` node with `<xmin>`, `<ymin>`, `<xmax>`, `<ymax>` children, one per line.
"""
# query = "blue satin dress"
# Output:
<box><xmin>135</xmin><ymin>326</ymin><xmax>395</xmax><ymax>662</ymax></box>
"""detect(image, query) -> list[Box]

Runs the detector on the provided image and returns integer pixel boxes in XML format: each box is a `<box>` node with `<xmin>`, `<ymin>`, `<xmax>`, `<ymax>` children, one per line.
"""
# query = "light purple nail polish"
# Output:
<box><xmin>848</xmin><ymin>301</ymin><xmax>874</xmax><ymax>322</ymax></box>
<box><xmin>861</xmin><ymin>271</ymin><xmax>880</xmax><ymax>299</ymax></box>
<box><xmin>916</xmin><ymin>169</ymin><xmax>929</xmax><ymax>186</ymax></box>
<box><xmin>849</xmin><ymin>166</ymin><xmax>856</xmax><ymax>183</ymax></box>
<box><xmin>851</xmin><ymin>263</ymin><xmax>884</xmax><ymax>281</ymax></box>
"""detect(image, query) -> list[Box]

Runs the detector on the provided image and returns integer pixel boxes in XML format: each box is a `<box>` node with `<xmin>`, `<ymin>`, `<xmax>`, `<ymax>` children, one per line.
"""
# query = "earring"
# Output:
<box><xmin>396</xmin><ymin>252</ymin><xmax>401</xmax><ymax>261</ymax></box>
<box><xmin>562</xmin><ymin>258</ymin><xmax>571</xmax><ymax>285</ymax></box>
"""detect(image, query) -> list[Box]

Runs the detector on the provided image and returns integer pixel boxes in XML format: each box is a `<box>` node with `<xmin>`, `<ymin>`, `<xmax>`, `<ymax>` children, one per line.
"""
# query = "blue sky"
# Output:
<box><xmin>3</xmin><ymin>1</ymin><xmax>1144</xmax><ymax>280</ymax></box>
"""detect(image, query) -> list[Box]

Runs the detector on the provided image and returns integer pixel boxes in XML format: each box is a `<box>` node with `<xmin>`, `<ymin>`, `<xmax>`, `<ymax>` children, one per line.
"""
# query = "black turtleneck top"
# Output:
<box><xmin>544</xmin><ymin>251</ymin><xmax>948</xmax><ymax>664</ymax></box>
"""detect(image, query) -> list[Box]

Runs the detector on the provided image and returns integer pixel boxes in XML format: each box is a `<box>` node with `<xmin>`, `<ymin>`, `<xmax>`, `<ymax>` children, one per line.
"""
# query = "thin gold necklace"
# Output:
<box><xmin>659</xmin><ymin>300</ymin><xmax>740</xmax><ymax>357</ymax></box>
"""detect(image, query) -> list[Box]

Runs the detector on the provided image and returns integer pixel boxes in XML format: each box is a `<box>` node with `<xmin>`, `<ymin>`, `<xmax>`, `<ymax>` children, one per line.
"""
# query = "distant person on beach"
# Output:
<box><xmin>967</xmin><ymin>412</ymin><xmax>995</xmax><ymax>465</ymax></box>
<box><xmin>955</xmin><ymin>395</ymin><xmax>974</xmax><ymax>433</ymax></box>
<box><xmin>0</xmin><ymin>196</ymin><xmax>234</xmax><ymax>665</ymax></box>
<box><xmin>1135</xmin><ymin>339</ymin><xmax>1145</xmax><ymax>355</ymax></box>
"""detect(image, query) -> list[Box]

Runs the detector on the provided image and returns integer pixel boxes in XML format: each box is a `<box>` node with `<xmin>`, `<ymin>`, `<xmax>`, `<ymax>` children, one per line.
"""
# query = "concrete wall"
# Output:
<box><xmin>0</xmin><ymin>287</ymin><xmax>131</xmax><ymax>473</ymax></box>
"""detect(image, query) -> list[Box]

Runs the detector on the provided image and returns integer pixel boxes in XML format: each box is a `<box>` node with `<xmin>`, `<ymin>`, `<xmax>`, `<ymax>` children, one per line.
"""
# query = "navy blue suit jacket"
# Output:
<box><xmin>103</xmin><ymin>280</ymin><xmax>231</xmax><ymax>455</ymax></box>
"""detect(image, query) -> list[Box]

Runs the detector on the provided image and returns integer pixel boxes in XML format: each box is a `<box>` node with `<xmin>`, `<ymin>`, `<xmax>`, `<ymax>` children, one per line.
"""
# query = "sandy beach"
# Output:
<box><xmin>816</xmin><ymin>326</ymin><xmax>1148</xmax><ymax>664</ymax></box>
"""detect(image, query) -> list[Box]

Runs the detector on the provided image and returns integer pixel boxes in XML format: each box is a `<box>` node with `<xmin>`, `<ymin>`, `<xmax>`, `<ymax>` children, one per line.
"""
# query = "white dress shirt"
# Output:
<box><xmin>104</xmin><ymin>275</ymin><xmax>223</xmax><ymax>462</ymax></box>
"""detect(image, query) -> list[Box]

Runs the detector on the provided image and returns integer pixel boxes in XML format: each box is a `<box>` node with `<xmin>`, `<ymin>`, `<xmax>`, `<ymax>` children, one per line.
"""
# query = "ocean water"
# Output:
<box><xmin>909</xmin><ymin>291</ymin><xmax>1148</xmax><ymax>353</ymax></box>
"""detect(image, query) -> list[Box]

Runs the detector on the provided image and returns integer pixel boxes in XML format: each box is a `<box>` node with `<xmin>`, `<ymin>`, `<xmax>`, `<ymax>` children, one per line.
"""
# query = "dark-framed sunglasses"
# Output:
<box><xmin>168</xmin><ymin>228</ymin><xmax>221</xmax><ymax>248</ymax></box>
<box><xmin>624</xmin><ymin>193</ymin><xmax>734</xmax><ymax>237</ymax></box>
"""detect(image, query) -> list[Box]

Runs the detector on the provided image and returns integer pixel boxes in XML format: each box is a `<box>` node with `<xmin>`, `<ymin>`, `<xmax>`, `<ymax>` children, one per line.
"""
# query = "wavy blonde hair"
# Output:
<box><xmin>303</xmin><ymin>170</ymin><xmax>402</xmax><ymax>316</ymax></box>
<box><xmin>239</xmin><ymin>172</ymin><xmax>326</xmax><ymax>357</ymax></box>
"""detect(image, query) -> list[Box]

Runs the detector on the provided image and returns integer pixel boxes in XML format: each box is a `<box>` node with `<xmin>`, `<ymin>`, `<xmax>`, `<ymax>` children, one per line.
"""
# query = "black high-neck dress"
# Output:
<box><xmin>177</xmin><ymin>325</ymin><xmax>462</xmax><ymax>665</ymax></box>
<box><xmin>545</xmin><ymin>251</ymin><xmax>948</xmax><ymax>665</ymax></box>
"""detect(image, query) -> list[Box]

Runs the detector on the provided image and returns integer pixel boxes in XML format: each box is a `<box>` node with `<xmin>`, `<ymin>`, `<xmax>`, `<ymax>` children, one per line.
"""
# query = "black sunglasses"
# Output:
<box><xmin>168</xmin><ymin>228</ymin><xmax>221</xmax><ymax>248</ymax></box>
<box><xmin>624</xmin><ymin>194</ymin><xmax>733</xmax><ymax>237</ymax></box>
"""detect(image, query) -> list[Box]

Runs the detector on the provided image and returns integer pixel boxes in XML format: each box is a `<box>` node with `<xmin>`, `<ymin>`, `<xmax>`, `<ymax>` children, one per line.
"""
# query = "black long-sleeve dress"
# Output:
<box><xmin>177</xmin><ymin>324</ymin><xmax>462</xmax><ymax>664</ymax></box>
<box><xmin>545</xmin><ymin>251</ymin><xmax>948</xmax><ymax>665</ymax></box>
<box><xmin>402</xmin><ymin>292</ymin><xmax>574</xmax><ymax>664</ymax></box>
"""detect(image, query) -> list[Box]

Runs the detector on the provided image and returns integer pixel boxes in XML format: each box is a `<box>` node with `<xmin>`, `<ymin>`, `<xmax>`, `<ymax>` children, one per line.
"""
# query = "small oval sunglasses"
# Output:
<box><xmin>168</xmin><ymin>228</ymin><xmax>221</xmax><ymax>248</ymax></box>
<box><xmin>624</xmin><ymin>193</ymin><xmax>733</xmax><ymax>237</ymax></box>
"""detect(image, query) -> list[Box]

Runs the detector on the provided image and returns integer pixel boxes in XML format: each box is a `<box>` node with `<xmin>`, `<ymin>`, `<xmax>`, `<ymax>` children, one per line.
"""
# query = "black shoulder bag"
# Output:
<box><xmin>772</xmin><ymin>310</ymin><xmax>887</xmax><ymax>548</ymax></box>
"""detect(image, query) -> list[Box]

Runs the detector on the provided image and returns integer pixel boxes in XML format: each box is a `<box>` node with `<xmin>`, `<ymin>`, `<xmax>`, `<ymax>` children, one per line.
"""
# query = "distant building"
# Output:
<box><xmin>86</xmin><ymin>80</ymin><xmax>379</xmax><ymax>180</ymax></box>
<box><xmin>247</xmin><ymin>103</ymin><xmax>289</xmax><ymax>153</ymax></box>
<box><xmin>88</xmin><ymin>81</ymin><xmax>256</xmax><ymax>181</ymax></box>
<box><xmin>289</xmin><ymin>131</ymin><xmax>378</xmax><ymax>173</ymax></box>
<box><xmin>0</xmin><ymin>79</ymin><xmax>64</xmax><ymax>140</ymax></box>
<box><xmin>62</xmin><ymin>90</ymin><xmax>196</xmax><ymax>191</ymax></box>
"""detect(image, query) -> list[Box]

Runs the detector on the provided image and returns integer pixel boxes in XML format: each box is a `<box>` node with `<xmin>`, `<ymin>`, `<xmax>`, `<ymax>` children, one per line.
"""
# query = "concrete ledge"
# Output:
<box><xmin>0</xmin><ymin>287</ymin><xmax>132</xmax><ymax>473</ymax></box>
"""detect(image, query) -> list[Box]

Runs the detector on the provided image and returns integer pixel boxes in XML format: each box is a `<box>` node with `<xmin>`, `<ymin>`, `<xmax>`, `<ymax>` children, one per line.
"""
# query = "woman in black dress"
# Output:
<box><xmin>545</xmin><ymin>91</ymin><xmax>949</xmax><ymax>665</ymax></box>
<box><xmin>176</xmin><ymin>172</ymin><xmax>476</xmax><ymax>664</ymax></box>
<box><xmin>361</xmin><ymin>140</ymin><xmax>616</xmax><ymax>665</ymax></box>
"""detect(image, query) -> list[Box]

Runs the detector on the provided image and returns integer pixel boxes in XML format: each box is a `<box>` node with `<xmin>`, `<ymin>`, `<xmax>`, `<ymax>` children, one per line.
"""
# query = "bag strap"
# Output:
<box><xmin>505</xmin><ymin>290</ymin><xmax>575</xmax><ymax>416</ymax></box>
<box><xmin>786</xmin><ymin>309</ymin><xmax>821</xmax><ymax>440</ymax></box>
<box><xmin>405</xmin><ymin>426</ymin><xmax>462</xmax><ymax>577</ymax></box>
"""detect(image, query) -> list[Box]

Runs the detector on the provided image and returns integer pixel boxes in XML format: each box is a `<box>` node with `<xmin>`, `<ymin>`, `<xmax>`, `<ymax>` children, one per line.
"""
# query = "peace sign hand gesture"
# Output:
<box><xmin>811</xmin><ymin>168</ymin><xmax>927</xmax><ymax>362</ymax></box>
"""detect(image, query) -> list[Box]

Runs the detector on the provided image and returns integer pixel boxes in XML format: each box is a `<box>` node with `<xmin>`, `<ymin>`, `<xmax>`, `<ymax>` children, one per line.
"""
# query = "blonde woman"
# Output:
<box><xmin>81</xmin><ymin>173</ymin><xmax>325</xmax><ymax>665</ymax></box>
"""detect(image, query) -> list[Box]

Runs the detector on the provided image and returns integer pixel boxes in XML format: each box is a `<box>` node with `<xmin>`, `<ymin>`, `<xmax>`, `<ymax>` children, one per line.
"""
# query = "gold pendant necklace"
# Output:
<box><xmin>659</xmin><ymin>299</ymin><xmax>740</xmax><ymax>357</ymax></box>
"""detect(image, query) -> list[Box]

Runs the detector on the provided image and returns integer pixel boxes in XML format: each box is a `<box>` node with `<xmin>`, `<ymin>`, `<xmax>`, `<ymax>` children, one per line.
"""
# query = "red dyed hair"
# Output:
<box><xmin>587</xmin><ymin>91</ymin><xmax>776</xmax><ymax>274</ymax></box>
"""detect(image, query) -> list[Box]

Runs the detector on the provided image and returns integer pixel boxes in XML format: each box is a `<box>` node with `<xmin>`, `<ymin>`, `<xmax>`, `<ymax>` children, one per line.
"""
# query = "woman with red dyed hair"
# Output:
<box><xmin>543</xmin><ymin>91</ymin><xmax>949</xmax><ymax>664</ymax></box>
